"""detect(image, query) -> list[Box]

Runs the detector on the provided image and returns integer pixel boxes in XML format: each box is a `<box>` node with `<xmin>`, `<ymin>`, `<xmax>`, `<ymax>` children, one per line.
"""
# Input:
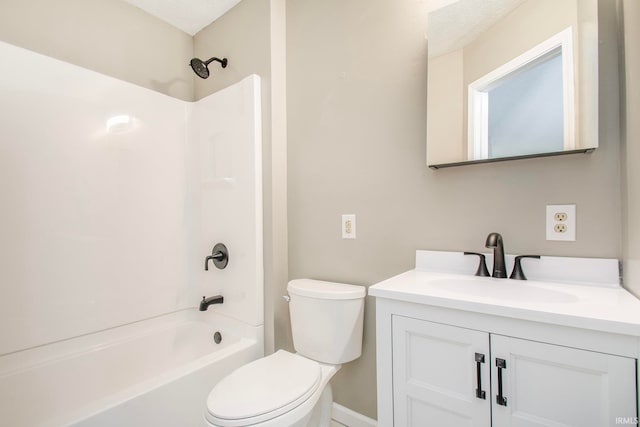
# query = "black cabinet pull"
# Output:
<box><xmin>496</xmin><ymin>358</ymin><xmax>507</xmax><ymax>406</ymax></box>
<box><xmin>474</xmin><ymin>352</ymin><xmax>486</xmax><ymax>399</ymax></box>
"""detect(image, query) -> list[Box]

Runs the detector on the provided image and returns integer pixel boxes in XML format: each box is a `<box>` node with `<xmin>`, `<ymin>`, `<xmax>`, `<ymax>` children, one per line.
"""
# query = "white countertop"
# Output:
<box><xmin>369</xmin><ymin>269</ymin><xmax>640</xmax><ymax>337</ymax></box>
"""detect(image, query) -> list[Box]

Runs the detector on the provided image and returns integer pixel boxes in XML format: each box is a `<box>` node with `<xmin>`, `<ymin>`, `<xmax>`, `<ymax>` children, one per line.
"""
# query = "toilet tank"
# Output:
<box><xmin>287</xmin><ymin>279</ymin><xmax>366</xmax><ymax>365</ymax></box>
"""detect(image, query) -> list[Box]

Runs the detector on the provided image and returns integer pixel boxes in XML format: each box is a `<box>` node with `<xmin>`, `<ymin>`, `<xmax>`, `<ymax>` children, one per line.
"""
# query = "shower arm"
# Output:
<box><xmin>204</xmin><ymin>57</ymin><xmax>228</xmax><ymax>68</ymax></box>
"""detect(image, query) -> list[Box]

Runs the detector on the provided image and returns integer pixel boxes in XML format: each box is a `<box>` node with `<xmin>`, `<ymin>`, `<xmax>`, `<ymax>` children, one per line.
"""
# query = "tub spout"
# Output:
<box><xmin>200</xmin><ymin>295</ymin><xmax>224</xmax><ymax>311</ymax></box>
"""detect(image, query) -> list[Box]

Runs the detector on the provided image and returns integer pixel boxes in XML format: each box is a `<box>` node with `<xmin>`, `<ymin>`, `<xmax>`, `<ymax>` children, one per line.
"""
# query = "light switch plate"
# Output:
<box><xmin>342</xmin><ymin>214</ymin><xmax>356</xmax><ymax>239</ymax></box>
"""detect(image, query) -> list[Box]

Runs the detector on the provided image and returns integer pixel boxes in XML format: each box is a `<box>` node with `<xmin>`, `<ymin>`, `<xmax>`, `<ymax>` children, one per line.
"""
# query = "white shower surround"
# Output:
<box><xmin>0</xmin><ymin>41</ymin><xmax>264</xmax><ymax>424</ymax></box>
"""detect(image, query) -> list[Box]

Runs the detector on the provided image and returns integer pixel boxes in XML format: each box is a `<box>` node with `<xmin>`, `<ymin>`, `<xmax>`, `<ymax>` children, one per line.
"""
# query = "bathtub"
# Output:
<box><xmin>0</xmin><ymin>309</ymin><xmax>263</xmax><ymax>427</ymax></box>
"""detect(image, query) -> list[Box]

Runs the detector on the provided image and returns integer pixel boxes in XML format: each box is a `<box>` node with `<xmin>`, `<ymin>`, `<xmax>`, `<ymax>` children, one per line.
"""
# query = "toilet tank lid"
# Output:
<box><xmin>288</xmin><ymin>279</ymin><xmax>366</xmax><ymax>300</ymax></box>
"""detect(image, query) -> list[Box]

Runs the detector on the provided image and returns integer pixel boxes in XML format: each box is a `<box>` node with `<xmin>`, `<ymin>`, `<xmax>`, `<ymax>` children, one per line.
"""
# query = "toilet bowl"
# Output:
<box><xmin>204</xmin><ymin>279</ymin><xmax>365</xmax><ymax>427</ymax></box>
<box><xmin>205</xmin><ymin>350</ymin><xmax>338</xmax><ymax>427</ymax></box>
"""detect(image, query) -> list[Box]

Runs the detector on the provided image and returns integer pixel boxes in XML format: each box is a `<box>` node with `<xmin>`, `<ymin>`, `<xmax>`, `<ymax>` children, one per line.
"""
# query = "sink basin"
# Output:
<box><xmin>428</xmin><ymin>276</ymin><xmax>579</xmax><ymax>304</ymax></box>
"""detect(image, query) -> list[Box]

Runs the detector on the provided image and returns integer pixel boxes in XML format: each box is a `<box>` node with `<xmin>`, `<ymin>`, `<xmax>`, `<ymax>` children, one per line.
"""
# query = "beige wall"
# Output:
<box><xmin>194</xmin><ymin>0</ymin><xmax>287</xmax><ymax>354</ymax></box>
<box><xmin>622</xmin><ymin>0</ymin><xmax>640</xmax><ymax>296</ymax></box>
<box><xmin>287</xmin><ymin>0</ymin><xmax>621</xmax><ymax>419</ymax></box>
<box><xmin>193</xmin><ymin>0</ymin><xmax>270</xmax><ymax>100</ymax></box>
<box><xmin>0</xmin><ymin>0</ymin><xmax>193</xmax><ymax>101</ymax></box>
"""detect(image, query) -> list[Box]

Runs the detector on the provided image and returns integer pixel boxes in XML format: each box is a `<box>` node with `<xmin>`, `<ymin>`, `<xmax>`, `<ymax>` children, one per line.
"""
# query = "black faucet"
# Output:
<box><xmin>485</xmin><ymin>232</ymin><xmax>507</xmax><ymax>278</ymax></box>
<box><xmin>199</xmin><ymin>295</ymin><xmax>224</xmax><ymax>311</ymax></box>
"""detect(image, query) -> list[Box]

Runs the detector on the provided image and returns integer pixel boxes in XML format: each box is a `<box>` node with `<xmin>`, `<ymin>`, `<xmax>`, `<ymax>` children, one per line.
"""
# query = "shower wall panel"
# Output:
<box><xmin>0</xmin><ymin>42</ymin><xmax>263</xmax><ymax>355</ymax></box>
<box><xmin>190</xmin><ymin>75</ymin><xmax>264</xmax><ymax>327</ymax></box>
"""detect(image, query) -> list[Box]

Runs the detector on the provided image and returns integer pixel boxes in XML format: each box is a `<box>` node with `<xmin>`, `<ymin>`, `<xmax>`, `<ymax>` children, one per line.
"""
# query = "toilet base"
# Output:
<box><xmin>305</xmin><ymin>383</ymin><xmax>333</xmax><ymax>427</ymax></box>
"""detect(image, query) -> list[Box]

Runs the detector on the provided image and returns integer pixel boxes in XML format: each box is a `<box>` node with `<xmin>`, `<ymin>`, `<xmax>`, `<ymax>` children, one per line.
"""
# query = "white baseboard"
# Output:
<box><xmin>332</xmin><ymin>403</ymin><xmax>377</xmax><ymax>427</ymax></box>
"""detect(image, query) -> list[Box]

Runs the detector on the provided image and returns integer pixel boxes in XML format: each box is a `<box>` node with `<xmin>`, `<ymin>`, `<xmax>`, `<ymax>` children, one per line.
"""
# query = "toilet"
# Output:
<box><xmin>204</xmin><ymin>279</ymin><xmax>366</xmax><ymax>427</ymax></box>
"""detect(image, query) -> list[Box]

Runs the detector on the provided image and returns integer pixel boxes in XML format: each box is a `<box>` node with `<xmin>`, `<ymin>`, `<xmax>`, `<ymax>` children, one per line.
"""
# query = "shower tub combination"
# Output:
<box><xmin>0</xmin><ymin>42</ymin><xmax>264</xmax><ymax>427</ymax></box>
<box><xmin>0</xmin><ymin>310</ymin><xmax>263</xmax><ymax>427</ymax></box>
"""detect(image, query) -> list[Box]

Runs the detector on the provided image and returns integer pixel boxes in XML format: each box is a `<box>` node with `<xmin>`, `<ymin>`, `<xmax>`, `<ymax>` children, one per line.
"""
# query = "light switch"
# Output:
<box><xmin>342</xmin><ymin>214</ymin><xmax>356</xmax><ymax>239</ymax></box>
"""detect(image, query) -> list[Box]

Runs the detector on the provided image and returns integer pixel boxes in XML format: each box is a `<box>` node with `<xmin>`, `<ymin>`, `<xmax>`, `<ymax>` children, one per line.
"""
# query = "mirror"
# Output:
<box><xmin>426</xmin><ymin>0</ymin><xmax>598</xmax><ymax>168</ymax></box>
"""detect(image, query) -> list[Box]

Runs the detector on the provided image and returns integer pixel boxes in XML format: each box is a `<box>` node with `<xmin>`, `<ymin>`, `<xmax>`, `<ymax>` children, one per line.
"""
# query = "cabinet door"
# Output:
<box><xmin>490</xmin><ymin>334</ymin><xmax>637</xmax><ymax>427</ymax></box>
<box><xmin>392</xmin><ymin>315</ymin><xmax>491</xmax><ymax>427</ymax></box>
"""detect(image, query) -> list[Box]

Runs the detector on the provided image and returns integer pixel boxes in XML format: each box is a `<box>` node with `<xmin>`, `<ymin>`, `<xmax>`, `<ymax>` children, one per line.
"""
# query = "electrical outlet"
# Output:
<box><xmin>546</xmin><ymin>204</ymin><xmax>576</xmax><ymax>241</ymax></box>
<box><xmin>342</xmin><ymin>214</ymin><xmax>356</xmax><ymax>239</ymax></box>
<box><xmin>554</xmin><ymin>212</ymin><xmax>568</xmax><ymax>222</ymax></box>
<box><xmin>554</xmin><ymin>223</ymin><xmax>567</xmax><ymax>233</ymax></box>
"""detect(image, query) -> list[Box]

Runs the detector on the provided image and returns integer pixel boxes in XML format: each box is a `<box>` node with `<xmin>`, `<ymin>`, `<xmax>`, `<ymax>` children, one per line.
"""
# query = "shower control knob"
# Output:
<box><xmin>205</xmin><ymin>243</ymin><xmax>229</xmax><ymax>270</ymax></box>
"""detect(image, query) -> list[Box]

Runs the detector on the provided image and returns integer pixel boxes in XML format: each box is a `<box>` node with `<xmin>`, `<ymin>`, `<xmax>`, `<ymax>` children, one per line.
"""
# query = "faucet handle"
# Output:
<box><xmin>464</xmin><ymin>252</ymin><xmax>491</xmax><ymax>277</ymax></box>
<box><xmin>509</xmin><ymin>255</ymin><xmax>541</xmax><ymax>280</ymax></box>
<box><xmin>205</xmin><ymin>243</ymin><xmax>229</xmax><ymax>271</ymax></box>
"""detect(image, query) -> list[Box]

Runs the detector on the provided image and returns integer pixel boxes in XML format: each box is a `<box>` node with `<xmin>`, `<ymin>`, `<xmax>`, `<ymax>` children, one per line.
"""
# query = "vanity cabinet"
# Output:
<box><xmin>392</xmin><ymin>316</ymin><xmax>490</xmax><ymax>426</ymax></box>
<box><xmin>392</xmin><ymin>315</ymin><xmax>636</xmax><ymax>427</ymax></box>
<box><xmin>370</xmin><ymin>252</ymin><xmax>640</xmax><ymax>427</ymax></box>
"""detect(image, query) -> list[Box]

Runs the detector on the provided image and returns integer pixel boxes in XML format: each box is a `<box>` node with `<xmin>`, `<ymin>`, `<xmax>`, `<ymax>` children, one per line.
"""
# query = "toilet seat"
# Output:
<box><xmin>206</xmin><ymin>350</ymin><xmax>322</xmax><ymax>426</ymax></box>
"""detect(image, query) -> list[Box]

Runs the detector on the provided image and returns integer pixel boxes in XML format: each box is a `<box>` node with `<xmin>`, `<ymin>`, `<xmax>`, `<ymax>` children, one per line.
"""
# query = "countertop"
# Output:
<box><xmin>369</xmin><ymin>269</ymin><xmax>640</xmax><ymax>337</ymax></box>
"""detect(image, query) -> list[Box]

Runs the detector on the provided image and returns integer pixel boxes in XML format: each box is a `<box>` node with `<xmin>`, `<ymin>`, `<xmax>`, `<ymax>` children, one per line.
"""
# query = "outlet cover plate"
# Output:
<box><xmin>546</xmin><ymin>204</ymin><xmax>576</xmax><ymax>241</ymax></box>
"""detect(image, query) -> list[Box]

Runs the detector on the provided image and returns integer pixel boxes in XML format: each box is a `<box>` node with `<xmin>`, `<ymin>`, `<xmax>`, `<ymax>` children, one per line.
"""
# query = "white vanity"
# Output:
<box><xmin>369</xmin><ymin>251</ymin><xmax>640</xmax><ymax>427</ymax></box>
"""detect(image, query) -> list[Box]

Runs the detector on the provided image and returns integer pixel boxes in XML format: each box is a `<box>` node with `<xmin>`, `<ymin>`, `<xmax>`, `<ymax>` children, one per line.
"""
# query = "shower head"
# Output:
<box><xmin>189</xmin><ymin>57</ymin><xmax>228</xmax><ymax>79</ymax></box>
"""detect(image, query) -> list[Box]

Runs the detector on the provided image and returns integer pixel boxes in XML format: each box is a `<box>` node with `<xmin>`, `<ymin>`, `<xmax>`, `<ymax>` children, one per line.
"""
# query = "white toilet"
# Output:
<box><xmin>204</xmin><ymin>279</ymin><xmax>366</xmax><ymax>427</ymax></box>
